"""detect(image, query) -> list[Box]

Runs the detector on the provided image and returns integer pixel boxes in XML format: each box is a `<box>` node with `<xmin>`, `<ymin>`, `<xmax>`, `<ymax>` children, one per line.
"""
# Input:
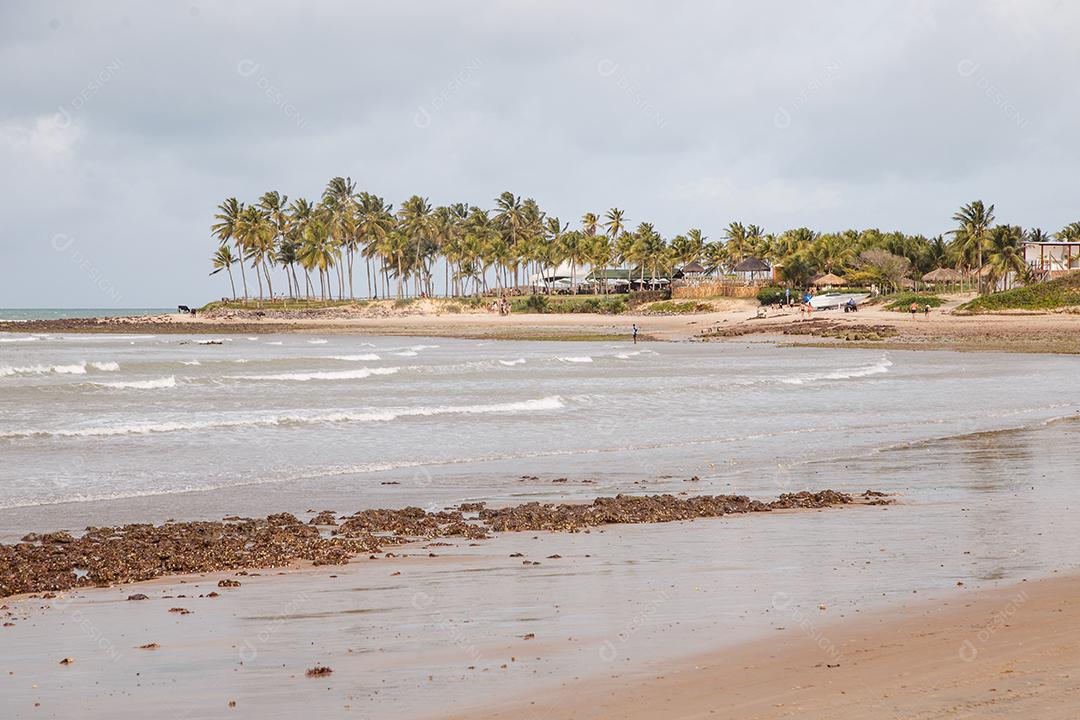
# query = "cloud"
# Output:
<box><xmin>0</xmin><ymin>0</ymin><xmax>1078</xmax><ymax>306</ymax></box>
<box><xmin>0</xmin><ymin>114</ymin><xmax>80</xmax><ymax>162</ymax></box>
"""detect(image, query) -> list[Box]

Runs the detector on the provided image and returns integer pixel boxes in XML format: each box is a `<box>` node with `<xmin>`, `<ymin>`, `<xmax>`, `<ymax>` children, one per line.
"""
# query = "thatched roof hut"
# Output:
<box><xmin>680</xmin><ymin>260</ymin><xmax>706</xmax><ymax>275</ymax></box>
<box><xmin>811</xmin><ymin>273</ymin><xmax>847</xmax><ymax>287</ymax></box>
<box><xmin>922</xmin><ymin>268</ymin><xmax>963</xmax><ymax>283</ymax></box>
<box><xmin>732</xmin><ymin>257</ymin><xmax>770</xmax><ymax>273</ymax></box>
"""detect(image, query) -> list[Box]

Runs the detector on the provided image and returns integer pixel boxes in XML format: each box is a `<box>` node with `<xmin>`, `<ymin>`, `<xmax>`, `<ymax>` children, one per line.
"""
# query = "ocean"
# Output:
<box><xmin>3</xmin><ymin>329</ymin><xmax>1080</xmax><ymax>717</ymax></box>
<box><xmin>0</xmin><ymin>308</ymin><xmax>171</xmax><ymax>321</ymax></box>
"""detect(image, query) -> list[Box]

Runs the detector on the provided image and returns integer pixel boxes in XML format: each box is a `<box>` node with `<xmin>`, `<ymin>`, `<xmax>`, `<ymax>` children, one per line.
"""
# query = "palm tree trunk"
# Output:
<box><xmin>227</xmin><ymin>268</ymin><xmax>236</xmax><ymax>300</ymax></box>
<box><xmin>236</xmin><ymin>242</ymin><xmax>249</xmax><ymax>301</ymax></box>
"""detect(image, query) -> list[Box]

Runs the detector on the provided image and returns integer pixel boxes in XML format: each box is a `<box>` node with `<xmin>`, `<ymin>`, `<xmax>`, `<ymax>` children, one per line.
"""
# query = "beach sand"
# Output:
<box><xmin>5</xmin><ymin>295</ymin><xmax>1080</xmax><ymax>352</ymax></box>
<box><xmin>454</xmin><ymin>572</ymin><xmax>1080</xmax><ymax>720</ymax></box>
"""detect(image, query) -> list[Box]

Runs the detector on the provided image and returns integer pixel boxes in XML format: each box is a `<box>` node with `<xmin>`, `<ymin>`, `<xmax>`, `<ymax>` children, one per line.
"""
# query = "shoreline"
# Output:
<box><xmin>451</xmin><ymin>570</ymin><xmax>1080</xmax><ymax>720</ymax></box>
<box><xmin>4</xmin><ymin>302</ymin><xmax>1080</xmax><ymax>351</ymax></box>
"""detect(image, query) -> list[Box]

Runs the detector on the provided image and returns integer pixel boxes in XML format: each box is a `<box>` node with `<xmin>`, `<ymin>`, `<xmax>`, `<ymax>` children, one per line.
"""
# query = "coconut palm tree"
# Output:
<box><xmin>209</xmin><ymin>245</ymin><xmax>237</xmax><ymax>299</ymax></box>
<box><xmin>298</xmin><ymin>216</ymin><xmax>340</xmax><ymax>300</ymax></box>
<box><xmin>236</xmin><ymin>205</ymin><xmax>274</xmax><ymax>299</ymax></box>
<box><xmin>259</xmin><ymin>191</ymin><xmax>291</xmax><ymax>296</ymax></box>
<box><xmin>211</xmin><ymin>198</ymin><xmax>248</xmax><ymax>300</ymax></box>
<box><xmin>321</xmin><ymin>177</ymin><xmax>358</xmax><ymax>297</ymax></box>
<box><xmin>603</xmin><ymin>208</ymin><xmax>627</xmax><ymax>285</ymax></box>
<box><xmin>951</xmin><ymin>200</ymin><xmax>995</xmax><ymax>293</ymax></box>
<box><xmin>356</xmin><ymin>193</ymin><xmax>395</xmax><ymax>298</ymax></box>
<box><xmin>986</xmin><ymin>225</ymin><xmax>1026</xmax><ymax>289</ymax></box>
<box><xmin>396</xmin><ymin>195</ymin><xmax>434</xmax><ymax>297</ymax></box>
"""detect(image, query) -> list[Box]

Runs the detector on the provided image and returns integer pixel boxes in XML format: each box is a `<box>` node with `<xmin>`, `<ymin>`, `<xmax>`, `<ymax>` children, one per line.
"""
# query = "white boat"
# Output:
<box><xmin>808</xmin><ymin>292</ymin><xmax>870</xmax><ymax>310</ymax></box>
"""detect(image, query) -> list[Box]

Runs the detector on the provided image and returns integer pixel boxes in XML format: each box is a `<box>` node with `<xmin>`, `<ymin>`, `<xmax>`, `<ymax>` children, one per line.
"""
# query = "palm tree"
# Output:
<box><xmin>322</xmin><ymin>177</ymin><xmax>358</xmax><ymax>298</ymax></box>
<box><xmin>603</xmin><ymin>208</ymin><xmax>627</xmax><ymax>287</ymax></box>
<box><xmin>259</xmin><ymin>191</ymin><xmax>291</xmax><ymax>297</ymax></box>
<box><xmin>236</xmin><ymin>205</ymin><xmax>274</xmax><ymax>299</ymax></box>
<box><xmin>298</xmin><ymin>216</ymin><xmax>340</xmax><ymax>300</ymax></box>
<box><xmin>209</xmin><ymin>245</ymin><xmax>237</xmax><ymax>299</ymax></box>
<box><xmin>951</xmin><ymin>200</ymin><xmax>995</xmax><ymax>293</ymax></box>
<box><xmin>356</xmin><ymin>193</ymin><xmax>395</xmax><ymax>298</ymax></box>
<box><xmin>492</xmin><ymin>191</ymin><xmax>528</xmax><ymax>289</ymax></box>
<box><xmin>397</xmin><ymin>195</ymin><xmax>435</xmax><ymax>297</ymax></box>
<box><xmin>211</xmin><ymin>198</ymin><xmax>248</xmax><ymax>300</ymax></box>
<box><xmin>986</xmin><ymin>225</ymin><xmax>1026</xmax><ymax>289</ymax></box>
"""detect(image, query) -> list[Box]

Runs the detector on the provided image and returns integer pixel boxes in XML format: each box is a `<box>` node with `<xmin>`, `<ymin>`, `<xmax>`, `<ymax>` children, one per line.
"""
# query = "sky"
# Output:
<box><xmin>1</xmin><ymin>0</ymin><xmax>1077</xmax><ymax>307</ymax></box>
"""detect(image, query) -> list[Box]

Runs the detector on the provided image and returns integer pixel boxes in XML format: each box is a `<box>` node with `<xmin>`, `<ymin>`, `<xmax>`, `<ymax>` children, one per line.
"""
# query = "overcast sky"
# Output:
<box><xmin>1</xmin><ymin>0</ymin><xmax>1076</xmax><ymax>307</ymax></box>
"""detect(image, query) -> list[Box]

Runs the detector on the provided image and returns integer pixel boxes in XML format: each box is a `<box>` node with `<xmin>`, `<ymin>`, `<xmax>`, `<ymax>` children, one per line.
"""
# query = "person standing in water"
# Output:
<box><xmin>632</xmin><ymin>324</ymin><xmax>639</xmax><ymax>344</ymax></box>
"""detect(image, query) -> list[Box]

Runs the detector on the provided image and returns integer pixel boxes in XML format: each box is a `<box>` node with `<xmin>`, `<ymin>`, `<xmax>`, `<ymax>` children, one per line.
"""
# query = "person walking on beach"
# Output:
<box><xmin>923</xmin><ymin>304</ymin><xmax>931</xmax><ymax>319</ymax></box>
<box><xmin>632</xmin><ymin>324</ymin><xmax>639</xmax><ymax>344</ymax></box>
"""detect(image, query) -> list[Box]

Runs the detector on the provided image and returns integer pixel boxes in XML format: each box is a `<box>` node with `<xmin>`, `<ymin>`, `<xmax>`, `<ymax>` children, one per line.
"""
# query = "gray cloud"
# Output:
<box><xmin>1</xmin><ymin>0</ymin><xmax>1076</xmax><ymax>306</ymax></box>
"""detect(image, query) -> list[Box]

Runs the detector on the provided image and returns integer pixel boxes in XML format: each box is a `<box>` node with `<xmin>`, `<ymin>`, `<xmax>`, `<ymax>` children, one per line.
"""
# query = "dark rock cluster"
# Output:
<box><xmin>1</xmin><ymin>489</ymin><xmax>866</xmax><ymax>597</ymax></box>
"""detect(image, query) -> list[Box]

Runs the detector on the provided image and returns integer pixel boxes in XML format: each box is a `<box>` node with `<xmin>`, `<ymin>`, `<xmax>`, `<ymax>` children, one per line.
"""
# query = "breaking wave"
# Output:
<box><xmin>0</xmin><ymin>395</ymin><xmax>566</xmax><ymax>439</ymax></box>
<box><xmin>781</xmin><ymin>356</ymin><xmax>893</xmax><ymax>385</ymax></box>
<box><xmin>93</xmin><ymin>376</ymin><xmax>177</xmax><ymax>390</ymax></box>
<box><xmin>229</xmin><ymin>367</ymin><xmax>400</xmax><ymax>382</ymax></box>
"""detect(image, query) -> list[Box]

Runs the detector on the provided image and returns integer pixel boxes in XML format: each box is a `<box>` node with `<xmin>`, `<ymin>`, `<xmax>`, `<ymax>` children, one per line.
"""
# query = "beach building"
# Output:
<box><xmin>732</xmin><ymin>257</ymin><xmax>771</xmax><ymax>284</ymax></box>
<box><xmin>1024</xmin><ymin>240</ymin><xmax>1080</xmax><ymax>277</ymax></box>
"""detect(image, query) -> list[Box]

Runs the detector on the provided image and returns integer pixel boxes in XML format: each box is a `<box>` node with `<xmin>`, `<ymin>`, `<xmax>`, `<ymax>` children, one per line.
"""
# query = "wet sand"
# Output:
<box><xmin>459</xmin><ymin>572</ymin><xmax>1080</xmax><ymax>720</ymax></box>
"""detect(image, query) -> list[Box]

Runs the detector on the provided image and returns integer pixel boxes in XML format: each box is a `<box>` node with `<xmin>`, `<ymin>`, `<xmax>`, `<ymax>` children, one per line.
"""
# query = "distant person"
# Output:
<box><xmin>923</xmin><ymin>304</ymin><xmax>931</xmax><ymax>318</ymax></box>
<box><xmin>909</xmin><ymin>302</ymin><xmax>918</xmax><ymax>319</ymax></box>
<box><xmin>632</xmin><ymin>324</ymin><xmax>639</xmax><ymax>344</ymax></box>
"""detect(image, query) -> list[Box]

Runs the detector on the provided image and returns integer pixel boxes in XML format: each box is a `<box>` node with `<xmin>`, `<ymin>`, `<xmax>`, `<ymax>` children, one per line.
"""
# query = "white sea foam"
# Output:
<box><xmin>90</xmin><ymin>361</ymin><xmax>120</xmax><ymax>372</ymax></box>
<box><xmin>394</xmin><ymin>350</ymin><xmax>419</xmax><ymax>357</ymax></box>
<box><xmin>327</xmin><ymin>354</ymin><xmax>381</xmax><ymax>361</ymax></box>
<box><xmin>781</xmin><ymin>356</ymin><xmax>893</xmax><ymax>385</ymax></box>
<box><xmin>1</xmin><ymin>395</ymin><xmax>566</xmax><ymax>439</ymax></box>
<box><xmin>0</xmin><ymin>336</ymin><xmax>39</xmax><ymax>343</ymax></box>
<box><xmin>558</xmin><ymin>355</ymin><xmax>593</xmax><ymax>363</ymax></box>
<box><xmin>180</xmin><ymin>359</ymin><xmax>201</xmax><ymax>366</ymax></box>
<box><xmin>230</xmin><ymin>366</ymin><xmax>400</xmax><ymax>382</ymax></box>
<box><xmin>0</xmin><ymin>361</ymin><xmax>88</xmax><ymax>377</ymax></box>
<box><xmin>265</xmin><ymin>341</ymin><xmax>283</xmax><ymax>346</ymax></box>
<box><xmin>307</xmin><ymin>339</ymin><xmax>328</xmax><ymax>344</ymax></box>
<box><xmin>94</xmin><ymin>376</ymin><xmax>176</xmax><ymax>390</ymax></box>
<box><xmin>499</xmin><ymin>358</ymin><xmax>526</xmax><ymax>366</ymax></box>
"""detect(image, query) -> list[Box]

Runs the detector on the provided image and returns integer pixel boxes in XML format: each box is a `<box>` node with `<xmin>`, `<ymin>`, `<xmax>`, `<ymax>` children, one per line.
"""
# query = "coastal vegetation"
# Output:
<box><xmin>958</xmin><ymin>272</ymin><xmax>1080</xmax><ymax>313</ymax></box>
<box><xmin>209</xmin><ymin>182</ymin><xmax>1076</xmax><ymax>304</ymax></box>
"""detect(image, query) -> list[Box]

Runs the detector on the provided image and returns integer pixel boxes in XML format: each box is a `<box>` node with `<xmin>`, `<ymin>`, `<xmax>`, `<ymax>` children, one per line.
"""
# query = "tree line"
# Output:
<box><xmin>210</xmin><ymin>180</ymin><xmax>1079</xmax><ymax>300</ymax></box>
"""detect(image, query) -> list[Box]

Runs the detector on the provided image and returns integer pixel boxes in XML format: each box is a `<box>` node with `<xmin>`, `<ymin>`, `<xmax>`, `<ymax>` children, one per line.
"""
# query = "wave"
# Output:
<box><xmin>307</xmin><ymin>339</ymin><xmax>328</xmax><ymax>344</ymax></box>
<box><xmin>90</xmin><ymin>361</ymin><xmax>120</xmax><ymax>372</ymax></box>
<box><xmin>0</xmin><ymin>336</ymin><xmax>40</xmax><ymax>343</ymax></box>
<box><xmin>328</xmin><ymin>354</ymin><xmax>381</xmax><ymax>362</ymax></box>
<box><xmin>0</xmin><ymin>395</ymin><xmax>566</xmax><ymax>439</ymax></box>
<box><xmin>558</xmin><ymin>356</ymin><xmax>593</xmax><ymax>363</ymax></box>
<box><xmin>1</xmin><ymin>361</ymin><xmax>88</xmax><ymax>377</ymax></box>
<box><xmin>180</xmin><ymin>359</ymin><xmax>201</xmax><ymax>366</ymax></box>
<box><xmin>780</xmin><ymin>356</ymin><xmax>893</xmax><ymax>385</ymax></box>
<box><xmin>229</xmin><ymin>367</ymin><xmax>400</xmax><ymax>382</ymax></box>
<box><xmin>265</xmin><ymin>341</ymin><xmax>283</xmax><ymax>346</ymax></box>
<box><xmin>394</xmin><ymin>350</ymin><xmax>418</xmax><ymax>357</ymax></box>
<box><xmin>93</xmin><ymin>376</ymin><xmax>176</xmax><ymax>390</ymax></box>
<box><xmin>499</xmin><ymin>358</ymin><xmax>526</xmax><ymax>366</ymax></box>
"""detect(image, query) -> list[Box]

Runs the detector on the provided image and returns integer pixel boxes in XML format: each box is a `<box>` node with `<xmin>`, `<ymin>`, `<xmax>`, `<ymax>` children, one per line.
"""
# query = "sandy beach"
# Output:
<box><xmin>5</xmin><ymin>295</ymin><xmax>1080</xmax><ymax>352</ymax></box>
<box><xmin>455</xmin><ymin>572</ymin><xmax>1080</xmax><ymax>720</ymax></box>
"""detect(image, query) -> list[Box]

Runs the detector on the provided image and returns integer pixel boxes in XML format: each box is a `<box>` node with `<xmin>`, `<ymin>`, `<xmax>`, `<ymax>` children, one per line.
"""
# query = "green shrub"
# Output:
<box><xmin>524</xmin><ymin>294</ymin><xmax>549</xmax><ymax>313</ymax></box>
<box><xmin>647</xmin><ymin>301</ymin><xmax>712</xmax><ymax>314</ymax></box>
<box><xmin>959</xmin><ymin>272</ymin><xmax>1080</xmax><ymax>312</ymax></box>
<box><xmin>393</xmin><ymin>297</ymin><xmax>417</xmax><ymax>309</ymax></box>
<box><xmin>756</xmin><ymin>287</ymin><xmax>791</xmax><ymax>306</ymax></box>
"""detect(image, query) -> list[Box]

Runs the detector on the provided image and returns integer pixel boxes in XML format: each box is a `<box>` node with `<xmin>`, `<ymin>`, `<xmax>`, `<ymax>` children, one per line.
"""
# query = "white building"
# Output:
<box><xmin>1024</xmin><ymin>241</ymin><xmax>1080</xmax><ymax>276</ymax></box>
